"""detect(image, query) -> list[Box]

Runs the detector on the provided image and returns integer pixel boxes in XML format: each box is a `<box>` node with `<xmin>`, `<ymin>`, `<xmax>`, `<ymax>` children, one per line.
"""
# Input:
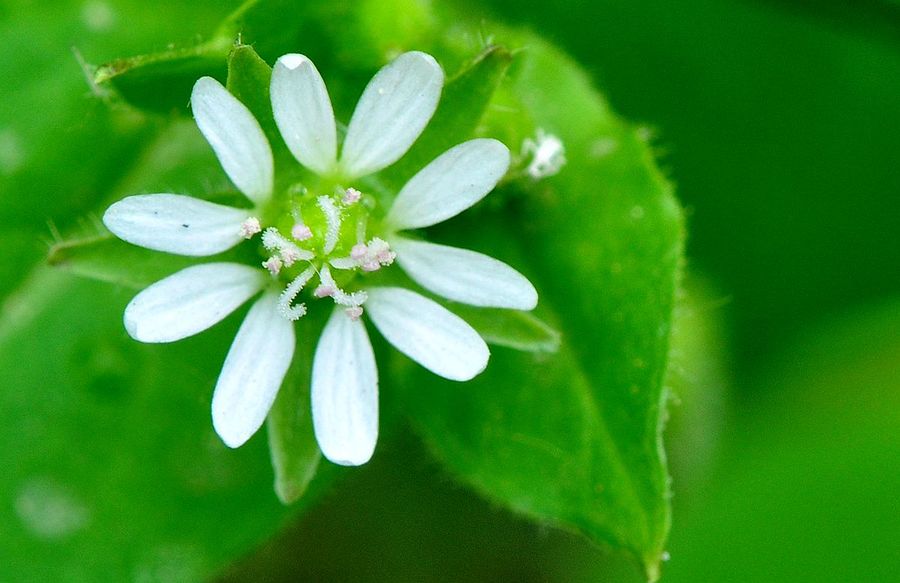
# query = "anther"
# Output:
<box><xmin>350</xmin><ymin>243</ymin><xmax>368</xmax><ymax>260</ymax></box>
<box><xmin>280</xmin><ymin>247</ymin><xmax>303</xmax><ymax>267</ymax></box>
<box><xmin>239</xmin><ymin>217</ymin><xmax>261</xmax><ymax>239</ymax></box>
<box><xmin>291</xmin><ymin>223</ymin><xmax>313</xmax><ymax>241</ymax></box>
<box><xmin>262</xmin><ymin>256</ymin><xmax>283</xmax><ymax>275</ymax></box>
<box><xmin>314</xmin><ymin>284</ymin><xmax>335</xmax><ymax>298</ymax></box>
<box><xmin>342</xmin><ymin>187</ymin><xmax>361</xmax><ymax>205</ymax></box>
<box><xmin>368</xmin><ymin>237</ymin><xmax>396</xmax><ymax>266</ymax></box>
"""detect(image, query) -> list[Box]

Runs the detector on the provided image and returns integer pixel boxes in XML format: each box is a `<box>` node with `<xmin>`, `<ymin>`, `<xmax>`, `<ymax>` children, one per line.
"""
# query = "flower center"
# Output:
<box><xmin>241</xmin><ymin>185</ymin><xmax>395</xmax><ymax>322</ymax></box>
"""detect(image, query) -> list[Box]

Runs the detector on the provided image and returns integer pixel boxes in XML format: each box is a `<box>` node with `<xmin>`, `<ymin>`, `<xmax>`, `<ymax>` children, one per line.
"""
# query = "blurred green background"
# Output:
<box><xmin>1</xmin><ymin>0</ymin><xmax>897</xmax><ymax>581</ymax></box>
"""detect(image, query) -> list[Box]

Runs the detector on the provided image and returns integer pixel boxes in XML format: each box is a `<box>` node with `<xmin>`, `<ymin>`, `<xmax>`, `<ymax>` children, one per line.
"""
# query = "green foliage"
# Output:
<box><xmin>222</xmin><ymin>430</ymin><xmax>647</xmax><ymax>582</ymax></box>
<box><xmin>0</xmin><ymin>271</ymin><xmax>291</xmax><ymax>581</ymax></box>
<box><xmin>395</xmin><ymin>35</ymin><xmax>681</xmax><ymax>579</ymax></box>
<box><xmin>8</xmin><ymin>0</ymin><xmax>898</xmax><ymax>580</ymax></box>
<box><xmin>486</xmin><ymin>0</ymin><xmax>900</xmax><ymax>367</ymax></box>
<box><xmin>664</xmin><ymin>300</ymin><xmax>900</xmax><ymax>582</ymax></box>
<box><xmin>2</xmin><ymin>0</ymin><xmax>686</xmax><ymax>580</ymax></box>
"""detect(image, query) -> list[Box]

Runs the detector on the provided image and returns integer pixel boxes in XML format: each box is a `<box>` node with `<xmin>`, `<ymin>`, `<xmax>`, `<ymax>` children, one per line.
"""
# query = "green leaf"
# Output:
<box><xmin>451</xmin><ymin>304</ymin><xmax>561</xmax><ymax>353</ymax></box>
<box><xmin>90</xmin><ymin>0</ymin><xmax>289</xmax><ymax>113</ymax></box>
<box><xmin>266</xmin><ymin>314</ymin><xmax>324</xmax><ymax>504</ymax></box>
<box><xmin>0</xmin><ymin>270</ymin><xmax>289</xmax><ymax>581</ymax></box>
<box><xmin>398</xmin><ymin>33</ymin><xmax>683</xmax><ymax>580</ymax></box>
<box><xmin>89</xmin><ymin>0</ymin><xmax>301</xmax><ymax>113</ymax></box>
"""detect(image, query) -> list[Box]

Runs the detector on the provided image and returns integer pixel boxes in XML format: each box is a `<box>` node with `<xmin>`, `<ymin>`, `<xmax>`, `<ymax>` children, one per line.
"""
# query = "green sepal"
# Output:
<box><xmin>452</xmin><ymin>305</ymin><xmax>561</xmax><ymax>354</ymax></box>
<box><xmin>94</xmin><ymin>39</ymin><xmax>232</xmax><ymax>113</ymax></box>
<box><xmin>226</xmin><ymin>45</ymin><xmax>281</xmax><ymax>153</ymax></box>
<box><xmin>47</xmin><ymin>234</ymin><xmax>198</xmax><ymax>290</ymax></box>
<box><xmin>266</xmin><ymin>313</ymin><xmax>324</xmax><ymax>504</ymax></box>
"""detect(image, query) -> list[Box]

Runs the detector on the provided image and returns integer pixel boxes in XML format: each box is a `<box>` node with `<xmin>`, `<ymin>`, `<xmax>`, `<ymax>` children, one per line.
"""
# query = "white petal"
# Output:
<box><xmin>385</xmin><ymin>139</ymin><xmax>510</xmax><ymax>230</ymax></box>
<box><xmin>339</xmin><ymin>52</ymin><xmax>443</xmax><ymax>178</ymax></box>
<box><xmin>124</xmin><ymin>263</ymin><xmax>264</xmax><ymax>343</ymax></box>
<box><xmin>271</xmin><ymin>54</ymin><xmax>338</xmax><ymax>175</ymax></box>
<box><xmin>365</xmin><ymin>287</ymin><xmax>489</xmax><ymax>381</ymax></box>
<box><xmin>312</xmin><ymin>308</ymin><xmax>378</xmax><ymax>466</ymax></box>
<box><xmin>103</xmin><ymin>194</ymin><xmax>249</xmax><ymax>256</ymax></box>
<box><xmin>392</xmin><ymin>238</ymin><xmax>538</xmax><ymax>310</ymax></box>
<box><xmin>191</xmin><ymin>76</ymin><xmax>273</xmax><ymax>203</ymax></box>
<box><xmin>212</xmin><ymin>291</ymin><xmax>295</xmax><ymax>448</ymax></box>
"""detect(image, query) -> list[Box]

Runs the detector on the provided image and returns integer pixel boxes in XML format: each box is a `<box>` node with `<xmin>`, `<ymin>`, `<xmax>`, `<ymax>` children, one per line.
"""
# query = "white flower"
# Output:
<box><xmin>103</xmin><ymin>51</ymin><xmax>538</xmax><ymax>467</ymax></box>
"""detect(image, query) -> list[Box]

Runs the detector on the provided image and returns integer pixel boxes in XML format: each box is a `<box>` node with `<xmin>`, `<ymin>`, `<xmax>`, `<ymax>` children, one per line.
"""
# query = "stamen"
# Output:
<box><xmin>350</xmin><ymin>243</ymin><xmax>368</xmax><ymax>261</ymax></box>
<box><xmin>278</xmin><ymin>266</ymin><xmax>316</xmax><ymax>321</ymax></box>
<box><xmin>239</xmin><ymin>217</ymin><xmax>261</xmax><ymax>239</ymax></box>
<box><xmin>342</xmin><ymin>187</ymin><xmax>361</xmax><ymax>205</ymax></box>
<box><xmin>291</xmin><ymin>223</ymin><xmax>313</xmax><ymax>241</ymax></box>
<box><xmin>345</xmin><ymin>306</ymin><xmax>364</xmax><ymax>321</ymax></box>
<box><xmin>344</xmin><ymin>238</ymin><xmax>396</xmax><ymax>272</ymax></box>
<box><xmin>313</xmin><ymin>284</ymin><xmax>335</xmax><ymax>298</ymax></box>
<box><xmin>262</xmin><ymin>256</ymin><xmax>283</xmax><ymax>276</ymax></box>
<box><xmin>317</xmin><ymin>195</ymin><xmax>342</xmax><ymax>254</ymax></box>
<box><xmin>280</xmin><ymin>246</ymin><xmax>304</xmax><ymax>266</ymax></box>
<box><xmin>368</xmin><ymin>237</ymin><xmax>396</xmax><ymax>266</ymax></box>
